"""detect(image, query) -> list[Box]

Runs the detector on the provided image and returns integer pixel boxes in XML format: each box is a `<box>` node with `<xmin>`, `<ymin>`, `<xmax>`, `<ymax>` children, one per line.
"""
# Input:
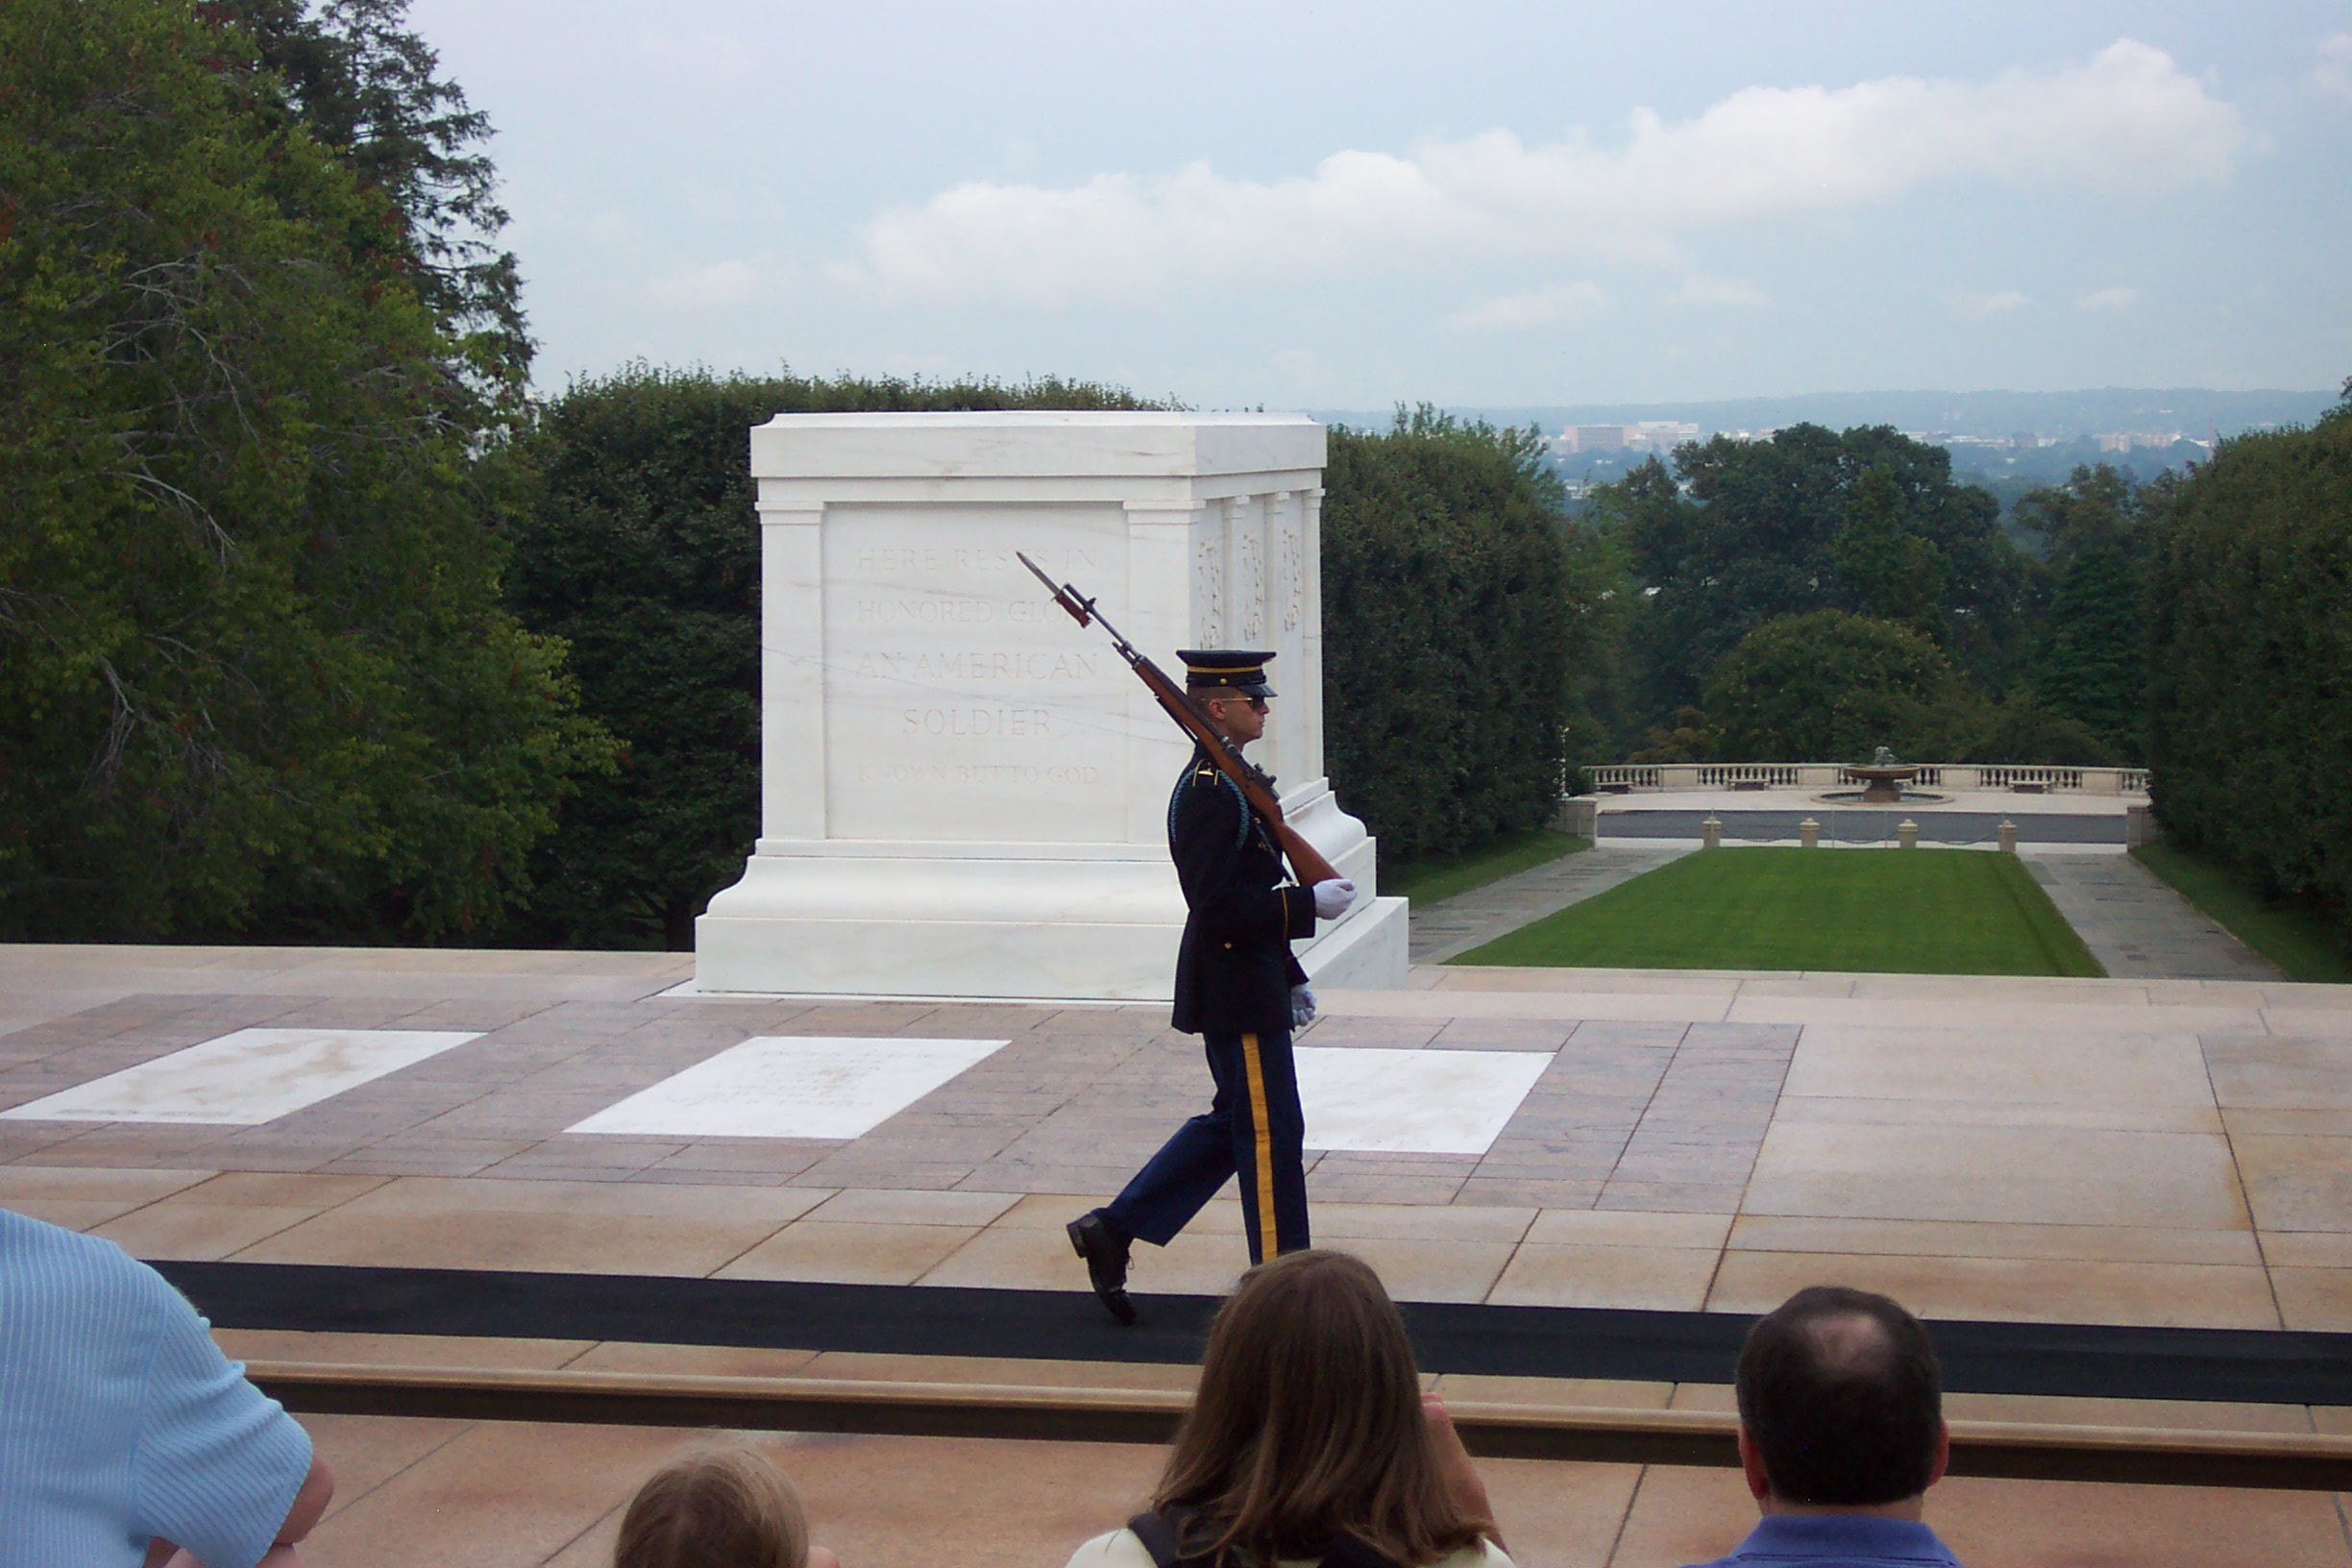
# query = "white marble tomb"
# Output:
<box><xmin>693</xmin><ymin>410</ymin><xmax>1409</xmax><ymax>1000</ymax></box>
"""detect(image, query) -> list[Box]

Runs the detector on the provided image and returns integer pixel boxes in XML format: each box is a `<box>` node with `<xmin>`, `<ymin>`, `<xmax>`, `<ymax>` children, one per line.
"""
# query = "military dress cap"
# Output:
<box><xmin>1179</xmin><ymin>649</ymin><xmax>1276</xmax><ymax>698</ymax></box>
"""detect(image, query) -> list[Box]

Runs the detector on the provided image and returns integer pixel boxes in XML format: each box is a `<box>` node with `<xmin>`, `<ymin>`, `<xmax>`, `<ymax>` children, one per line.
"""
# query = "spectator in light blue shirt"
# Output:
<box><xmin>0</xmin><ymin>1209</ymin><xmax>333</xmax><ymax>1568</ymax></box>
<box><xmin>1683</xmin><ymin>1285</ymin><xmax>1963</xmax><ymax>1568</ymax></box>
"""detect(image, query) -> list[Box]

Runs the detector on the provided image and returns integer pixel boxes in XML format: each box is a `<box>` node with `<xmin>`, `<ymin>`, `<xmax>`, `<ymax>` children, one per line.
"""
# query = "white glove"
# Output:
<box><xmin>1312</xmin><ymin>878</ymin><xmax>1358</xmax><ymax>919</ymax></box>
<box><xmin>1291</xmin><ymin>984</ymin><xmax>1317</xmax><ymax>1027</ymax></box>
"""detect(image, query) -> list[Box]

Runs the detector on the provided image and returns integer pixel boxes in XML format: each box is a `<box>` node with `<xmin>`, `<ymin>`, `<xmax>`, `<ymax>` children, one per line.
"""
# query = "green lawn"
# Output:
<box><xmin>1384</xmin><ymin>829</ymin><xmax>1590</xmax><ymax>906</ymax></box>
<box><xmin>1451</xmin><ymin>846</ymin><xmax>2104</xmax><ymax>976</ymax></box>
<box><xmin>2132</xmin><ymin>843</ymin><xmax>2352</xmax><ymax>984</ymax></box>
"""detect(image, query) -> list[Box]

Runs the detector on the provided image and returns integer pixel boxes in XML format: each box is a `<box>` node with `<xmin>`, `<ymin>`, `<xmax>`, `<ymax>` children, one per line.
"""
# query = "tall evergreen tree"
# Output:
<box><xmin>2034</xmin><ymin>544</ymin><xmax>2147</xmax><ymax>758</ymax></box>
<box><xmin>212</xmin><ymin>0</ymin><xmax>530</xmax><ymax>412</ymax></box>
<box><xmin>2014</xmin><ymin>464</ymin><xmax>2156</xmax><ymax>760</ymax></box>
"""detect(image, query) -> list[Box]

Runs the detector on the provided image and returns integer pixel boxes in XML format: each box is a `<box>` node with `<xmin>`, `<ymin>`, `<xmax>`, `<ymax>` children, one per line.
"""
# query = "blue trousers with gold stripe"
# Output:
<box><xmin>1106</xmin><ymin>1028</ymin><xmax>1310</xmax><ymax>1265</ymax></box>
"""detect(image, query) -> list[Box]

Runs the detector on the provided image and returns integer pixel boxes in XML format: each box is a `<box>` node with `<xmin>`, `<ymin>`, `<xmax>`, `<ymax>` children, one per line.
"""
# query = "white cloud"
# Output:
<box><xmin>647</xmin><ymin>259</ymin><xmax>764</xmax><ymax>309</ymax></box>
<box><xmin>2079</xmin><ymin>285</ymin><xmax>2142</xmax><ymax>310</ymax></box>
<box><xmin>2315</xmin><ymin>34</ymin><xmax>2352</xmax><ymax>102</ymax></box>
<box><xmin>1947</xmin><ymin>288</ymin><xmax>2031</xmax><ymax>316</ymax></box>
<box><xmin>1450</xmin><ymin>280</ymin><xmax>1607</xmax><ymax>329</ymax></box>
<box><xmin>844</xmin><ymin>40</ymin><xmax>2250</xmax><ymax>304</ymax></box>
<box><xmin>1671</xmin><ymin>276</ymin><xmax>1771</xmax><ymax>307</ymax></box>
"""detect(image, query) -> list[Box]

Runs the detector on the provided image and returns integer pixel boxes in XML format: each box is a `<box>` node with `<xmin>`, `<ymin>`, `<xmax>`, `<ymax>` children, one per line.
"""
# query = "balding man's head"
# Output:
<box><xmin>1735</xmin><ymin>1286</ymin><xmax>1943</xmax><ymax>1507</ymax></box>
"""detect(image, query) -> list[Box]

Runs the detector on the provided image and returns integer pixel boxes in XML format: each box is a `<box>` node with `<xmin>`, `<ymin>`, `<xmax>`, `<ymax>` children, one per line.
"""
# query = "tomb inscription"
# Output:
<box><xmin>821</xmin><ymin>506</ymin><xmax>1129</xmax><ymax>841</ymax></box>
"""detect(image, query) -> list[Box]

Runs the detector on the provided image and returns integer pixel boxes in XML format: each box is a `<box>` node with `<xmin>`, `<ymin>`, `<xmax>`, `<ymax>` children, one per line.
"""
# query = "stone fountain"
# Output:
<box><xmin>1847</xmin><ymin>745</ymin><xmax>1919</xmax><ymax>804</ymax></box>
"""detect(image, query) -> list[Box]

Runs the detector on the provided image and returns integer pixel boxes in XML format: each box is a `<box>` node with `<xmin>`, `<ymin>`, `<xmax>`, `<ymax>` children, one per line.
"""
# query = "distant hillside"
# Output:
<box><xmin>1312</xmin><ymin>388</ymin><xmax>2340</xmax><ymax>442</ymax></box>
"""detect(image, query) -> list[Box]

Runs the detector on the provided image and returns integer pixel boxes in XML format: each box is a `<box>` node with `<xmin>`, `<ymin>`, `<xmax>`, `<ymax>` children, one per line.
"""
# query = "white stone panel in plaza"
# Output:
<box><xmin>1</xmin><ymin>1028</ymin><xmax>481</xmax><ymax>1125</ymax></box>
<box><xmin>565</xmin><ymin>1035</ymin><xmax>1009</xmax><ymax>1140</ymax></box>
<box><xmin>1294</xmin><ymin>1046</ymin><xmax>1552</xmax><ymax>1156</ymax></box>
<box><xmin>694</xmin><ymin>411</ymin><xmax>1409</xmax><ymax>1000</ymax></box>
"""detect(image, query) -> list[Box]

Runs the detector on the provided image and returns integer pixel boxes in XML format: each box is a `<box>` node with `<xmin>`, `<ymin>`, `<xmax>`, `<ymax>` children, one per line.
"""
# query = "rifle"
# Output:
<box><xmin>1017</xmin><ymin>551</ymin><xmax>1339</xmax><ymax>888</ymax></box>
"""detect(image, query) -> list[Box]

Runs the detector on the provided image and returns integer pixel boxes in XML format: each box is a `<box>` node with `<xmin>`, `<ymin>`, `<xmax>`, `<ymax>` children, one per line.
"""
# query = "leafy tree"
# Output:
<box><xmin>500</xmin><ymin>366</ymin><xmax>1166</xmax><ymax>949</ymax></box>
<box><xmin>1322</xmin><ymin>408</ymin><xmax>1569</xmax><ymax>861</ymax></box>
<box><xmin>1834</xmin><ymin>466</ymin><xmax>1948</xmax><ymax>639</ymax></box>
<box><xmin>1703</xmin><ymin>611</ymin><xmax>1985</xmax><ymax>763</ymax></box>
<box><xmin>1628</xmin><ymin>707</ymin><xmax>1712</xmax><ymax>765</ymax></box>
<box><xmin>1968</xmin><ymin>697</ymin><xmax>2122</xmax><ymax>767</ymax></box>
<box><xmin>1621</xmin><ymin>426</ymin><xmax>2025</xmax><ymax>722</ymax></box>
<box><xmin>0</xmin><ymin>0</ymin><xmax>605</xmax><ymax>941</ymax></box>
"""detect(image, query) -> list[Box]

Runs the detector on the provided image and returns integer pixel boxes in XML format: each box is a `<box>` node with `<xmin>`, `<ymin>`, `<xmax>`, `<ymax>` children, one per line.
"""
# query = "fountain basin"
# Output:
<box><xmin>1846</xmin><ymin>765</ymin><xmax>1918</xmax><ymax>804</ymax></box>
<box><xmin>1817</xmin><ymin>789</ymin><xmax>1949</xmax><ymax>806</ymax></box>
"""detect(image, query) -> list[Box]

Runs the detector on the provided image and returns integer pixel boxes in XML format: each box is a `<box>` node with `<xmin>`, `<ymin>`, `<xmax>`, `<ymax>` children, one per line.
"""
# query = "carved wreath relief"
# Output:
<box><xmin>1235</xmin><ymin>499</ymin><xmax>1264</xmax><ymax>644</ymax></box>
<box><xmin>1194</xmin><ymin>532</ymin><xmax>1224</xmax><ymax>644</ymax></box>
<box><xmin>1277</xmin><ymin>504</ymin><xmax>1303</xmax><ymax>634</ymax></box>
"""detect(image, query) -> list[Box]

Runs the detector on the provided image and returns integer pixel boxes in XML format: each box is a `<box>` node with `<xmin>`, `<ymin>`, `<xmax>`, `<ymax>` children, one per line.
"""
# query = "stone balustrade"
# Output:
<box><xmin>1586</xmin><ymin>764</ymin><xmax>2150</xmax><ymax>796</ymax></box>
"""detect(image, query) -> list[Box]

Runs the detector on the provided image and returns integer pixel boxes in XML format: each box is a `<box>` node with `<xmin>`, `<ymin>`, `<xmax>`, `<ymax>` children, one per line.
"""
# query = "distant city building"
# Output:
<box><xmin>1627</xmin><ymin>420</ymin><xmax>1700</xmax><ymax>451</ymax></box>
<box><xmin>1552</xmin><ymin>420</ymin><xmax>1702</xmax><ymax>455</ymax></box>
<box><xmin>2095</xmin><ymin>430</ymin><xmax>2192</xmax><ymax>453</ymax></box>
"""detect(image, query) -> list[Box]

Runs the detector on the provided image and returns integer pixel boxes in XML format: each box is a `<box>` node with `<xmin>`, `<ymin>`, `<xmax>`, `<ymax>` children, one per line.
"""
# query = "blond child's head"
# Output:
<box><xmin>615</xmin><ymin>1444</ymin><xmax>811</xmax><ymax>1568</ymax></box>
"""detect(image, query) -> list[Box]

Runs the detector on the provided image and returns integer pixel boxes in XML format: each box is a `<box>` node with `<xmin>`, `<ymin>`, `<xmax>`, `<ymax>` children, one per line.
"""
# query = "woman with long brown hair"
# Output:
<box><xmin>1066</xmin><ymin>1250</ymin><xmax>1513</xmax><ymax>1568</ymax></box>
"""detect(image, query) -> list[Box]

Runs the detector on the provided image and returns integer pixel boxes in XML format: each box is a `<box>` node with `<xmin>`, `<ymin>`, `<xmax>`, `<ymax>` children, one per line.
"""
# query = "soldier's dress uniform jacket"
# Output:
<box><xmin>1170</xmin><ymin>748</ymin><xmax>1315</xmax><ymax>1035</ymax></box>
<box><xmin>1103</xmin><ymin>746</ymin><xmax>1318</xmax><ymax>1264</ymax></box>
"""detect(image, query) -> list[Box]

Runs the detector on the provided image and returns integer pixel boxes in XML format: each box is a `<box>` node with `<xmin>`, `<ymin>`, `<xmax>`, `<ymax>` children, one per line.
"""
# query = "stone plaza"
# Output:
<box><xmin>4</xmin><ymin>924</ymin><xmax>2352</xmax><ymax>1565</ymax></box>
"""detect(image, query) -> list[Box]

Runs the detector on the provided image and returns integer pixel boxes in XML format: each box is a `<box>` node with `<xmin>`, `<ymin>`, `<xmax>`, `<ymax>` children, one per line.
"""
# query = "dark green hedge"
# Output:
<box><xmin>2148</xmin><ymin>402</ymin><xmax>2352</xmax><ymax>940</ymax></box>
<box><xmin>1321</xmin><ymin>409</ymin><xmax>1569</xmax><ymax>862</ymax></box>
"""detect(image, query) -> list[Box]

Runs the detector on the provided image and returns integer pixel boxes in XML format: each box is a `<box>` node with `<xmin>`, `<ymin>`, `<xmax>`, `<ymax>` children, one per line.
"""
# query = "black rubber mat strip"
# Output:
<box><xmin>155</xmin><ymin>1259</ymin><xmax>2352</xmax><ymax>1407</ymax></box>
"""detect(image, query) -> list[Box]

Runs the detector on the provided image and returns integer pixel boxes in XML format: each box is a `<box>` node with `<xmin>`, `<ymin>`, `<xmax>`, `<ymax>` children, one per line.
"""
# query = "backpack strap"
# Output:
<box><xmin>1319</xmin><ymin>1533</ymin><xmax>1410</xmax><ymax>1568</ymax></box>
<box><xmin>1124</xmin><ymin>1508</ymin><xmax>1409</xmax><ymax>1568</ymax></box>
<box><xmin>1126</xmin><ymin>1506</ymin><xmax>1203</xmax><ymax>1567</ymax></box>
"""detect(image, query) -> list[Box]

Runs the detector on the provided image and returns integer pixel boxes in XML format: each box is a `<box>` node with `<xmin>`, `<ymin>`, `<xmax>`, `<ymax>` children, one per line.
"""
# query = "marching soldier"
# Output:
<box><xmin>1066</xmin><ymin>650</ymin><xmax>1357</xmax><ymax>1324</ymax></box>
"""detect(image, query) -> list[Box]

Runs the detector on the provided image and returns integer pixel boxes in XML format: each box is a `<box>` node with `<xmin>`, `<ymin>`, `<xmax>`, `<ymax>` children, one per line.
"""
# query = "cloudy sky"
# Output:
<box><xmin>408</xmin><ymin>0</ymin><xmax>2352</xmax><ymax>408</ymax></box>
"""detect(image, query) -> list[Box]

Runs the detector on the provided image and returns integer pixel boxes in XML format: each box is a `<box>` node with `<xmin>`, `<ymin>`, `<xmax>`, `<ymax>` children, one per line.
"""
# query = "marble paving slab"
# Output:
<box><xmin>0</xmin><ymin>1028</ymin><xmax>480</xmax><ymax>1125</ymax></box>
<box><xmin>1295</xmin><ymin>1046</ymin><xmax>1552</xmax><ymax>1155</ymax></box>
<box><xmin>564</xmin><ymin>1035</ymin><xmax>1008</xmax><ymax>1139</ymax></box>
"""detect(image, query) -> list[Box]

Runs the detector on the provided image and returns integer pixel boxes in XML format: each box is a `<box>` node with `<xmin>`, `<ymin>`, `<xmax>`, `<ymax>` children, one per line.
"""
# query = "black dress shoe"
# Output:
<box><xmin>1067</xmin><ymin>1209</ymin><xmax>1138</xmax><ymax>1325</ymax></box>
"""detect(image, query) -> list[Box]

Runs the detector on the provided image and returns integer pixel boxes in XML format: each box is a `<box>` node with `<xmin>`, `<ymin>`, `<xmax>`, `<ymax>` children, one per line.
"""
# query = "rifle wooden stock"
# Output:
<box><xmin>1018</xmin><ymin>552</ymin><xmax>1339</xmax><ymax>891</ymax></box>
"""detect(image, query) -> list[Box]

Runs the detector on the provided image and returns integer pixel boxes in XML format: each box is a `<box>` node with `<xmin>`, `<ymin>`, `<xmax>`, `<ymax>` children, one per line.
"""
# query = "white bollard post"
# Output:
<box><xmin>1702</xmin><ymin>815</ymin><xmax>1723</xmax><ymax>849</ymax></box>
<box><xmin>1998</xmin><ymin>819</ymin><xmax>2017</xmax><ymax>854</ymax></box>
<box><xmin>1799</xmin><ymin>818</ymin><xmax>1819</xmax><ymax>848</ymax></box>
<box><xmin>1898</xmin><ymin>819</ymin><xmax>1919</xmax><ymax>850</ymax></box>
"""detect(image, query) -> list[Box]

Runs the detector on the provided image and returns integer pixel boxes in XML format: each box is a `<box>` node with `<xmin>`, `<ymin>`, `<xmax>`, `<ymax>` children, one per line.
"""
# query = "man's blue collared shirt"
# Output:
<box><xmin>1684</xmin><ymin>1513</ymin><xmax>1963</xmax><ymax>1568</ymax></box>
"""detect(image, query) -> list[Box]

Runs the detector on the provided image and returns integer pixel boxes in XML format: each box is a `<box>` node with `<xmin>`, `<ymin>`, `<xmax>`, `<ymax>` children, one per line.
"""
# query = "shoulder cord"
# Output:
<box><xmin>1166</xmin><ymin>763</ymin><xmax>1255</xmax><ymax>853</ymax></box>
